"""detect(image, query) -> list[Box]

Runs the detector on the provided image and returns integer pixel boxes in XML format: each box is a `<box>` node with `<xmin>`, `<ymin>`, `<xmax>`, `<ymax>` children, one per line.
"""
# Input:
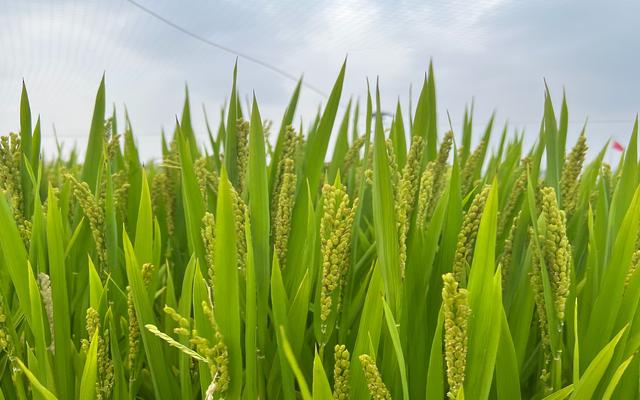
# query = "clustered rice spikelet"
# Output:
<box><xmin>195</xmin><ymin>157</ymin><xmax>210</xmax><ymax>201</ymax></box>
<box><xmin>263</xmin><ymin>119</ymin><xmax>274</xmax><ymax>157</ymax></box>
<box><xmin>415</xmin><ymin>132</ymin><xmax>454</xmax><ymax>230</ymax></box>
<box><xmin>274</xmin><ymin>157</ymin><xmax>296</xmax><ymax>268</ymax></box>
<box><xmin>529</xmin><ymin>187</ymin><xmax>571</xmax><ymax>388</ymax></box>
<box><xmin>0</xmin><ymin>293</ymin><xmax>13</xmax><ymax>355</ymax></box>
<box><xmin>416</xmin><ymin>161</ymin><xmax>436</xmax><ymax>230</ymax></box>
<box><xmin>319</xmin><ymin>181</ymin><xmax>359</xmax><ymax>333</ymax></box>
<box><xmin>396</xmin><ymin>136</ymin><xmax>423</xmax><ymax>277</ymax></box>
<box><xmin>601</xmin><ymin>162</ymin><xmax>614</xmax><ymax>198</ymax></box>
<box><xmin>201</xmin><ymin>212</ymin><xmax>216</xmax><ymax>287</ymax></box>
<box><xmin>271</xmin><ymin>126</ymin><xmax>297</xmax><ymax>221</ymax></box>
<box><xmin>112</xmin><ymin>170</ymin><xmax>130</xmax><ymax>223</ymax></box>
<box><xmin>625</xmin><ymin>250</ymin><xmax>640</xmax><ymax>287</ymax></box>
<box><xmin>230</xmin><ymin>186</ymin><xmax>247</xmax><ymax>274</ymax></box>
<box><xmin>106</xmin><ymin>127</ymin><xmax>120</xmax><ymax>161</ymax></box>
<box><xmin>163</xmin><ymin>305</ymin><xmax>190</xmax><ymax>337</ymax></box>
<box><xmin>359</xmin><ymin>354</ymin><xmax>391</xmax><ymax>400</ymax></box>
<box><xmin>0</xmin><ymin>133</ymin><xmax>31</xmax><ymax>245</ymax></box>
<box><xmin>428</xmin><ymin>131</ymin><xmax>454</xmax><ymax>217</ymax></box>
<box><xmin>194</xmin><ymin>156</ymin><xmax>219</xmax><ymax>205</ymax></box>
<box><xmin>499</xmin><ymin>211</ymin><xmax>521</xmax><ymax>288</ymax></box>
<box><xmin>161</xmin><ymin>137</ymin><xmax>181</xmax><ymax>236</ymax></box>
<box><xmin>165</xmin><ymin>304</ymin><xmax>230</xmax><ymax>396</ymax></box>
<box><xmin>385</xmin><ymin>139</ymin><xmax>400</xmax><ymax>190</ymax></box>
<box><xmin>333</xmin><ymin>344</ymin><xmax>351</xmax><ymax>400</ymax></box>
<box><xmin>236</xmin><ymin>118</ymin><xmax>250</xmax><ymax>195</ymax></box>
<box><xmin>358</xmin><ymin>144</ymin><xmax>374</xmax><ymax>188</ymax></box>
<box><xmin>452</xmin><ymin>185</ymin><xmax>491</xmax><ymax>285</ymax></box>
<box><xmin>628</xmin><ymin>232</ymin><xmax>640</xmax><ymax>286</ymax></box>
<box><xmin>461</xmin><ymin>139</ymin><xmax>487</xmax><ymax>195</ymax></box>
<box><xmin>82</xmin><ymin>307</ymin><xmax>114</xmax><ymax>400</ymax></box>
<box><xmin>127</xmin><ymin>286</ymin><xmax>140</xmax><ymax>371</ymax></box>
<box><xmin>127</xmin><ymin>264</ymin><xmax>155</xmax><ymax>371</ymax></box>
<box><xmin>539</xmin><ymin>187</ymin><xmax>571</xmax><ymax>321</ymax></box>
<box><xmin>529</xmin><ymin>226</ymin><xmax>552</xmax><ymax>387</ymax></box>
<box><xmin>560</xmin><ymin>134</ymin><xmax>587</xmax><ymax>213</ymax></box>
<box><xmin>152</xmin><ymin>168</ymin><xmax>179</xmax><ymax>259</ymax></box>
<box><xmin>442</xmin><ymin>273</ymin><xmax>470</xmax><ymax>400</ymax></box>
<box><xmin>66</xmin><ymin>174</ymin><xmax>107</xmax><ymax>270</ymax></box>
<box><xmin>201</xmin><ymin>302</ymin><xmax>230</xmax><ymax>394</ymax></box>
<box><xmin>141</xmin><ymin>263</ymin><xmax>156</xmax><ymax>287</ymax></box>
<box><xmin>498</xmin><ymin>159</ymin><xmax>528</xmax><ymax>238</ymax></box>
<box><xmin>38</xmin><ymin>273</ymin><xmax>55</xmax><ymax>352</ymax></box>
<box><xmin>342</xmin><ymin>135</ymin><xmax>367</xmax><ymax>173</ymax></box>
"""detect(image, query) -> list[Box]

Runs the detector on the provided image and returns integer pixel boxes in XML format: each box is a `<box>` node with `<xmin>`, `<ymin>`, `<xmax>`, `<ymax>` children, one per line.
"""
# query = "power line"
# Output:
<box><xmin>125</xmin><ymin>0</ymin><xmax>328</xmax><ymax>98</ymax></box>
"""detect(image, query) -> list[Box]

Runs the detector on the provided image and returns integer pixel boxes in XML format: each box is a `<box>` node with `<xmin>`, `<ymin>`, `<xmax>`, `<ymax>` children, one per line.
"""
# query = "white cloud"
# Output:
<box><xmin>0</xmin><ymin>0</ymin><xmax>636</xmax><ymax>163</ymax></box>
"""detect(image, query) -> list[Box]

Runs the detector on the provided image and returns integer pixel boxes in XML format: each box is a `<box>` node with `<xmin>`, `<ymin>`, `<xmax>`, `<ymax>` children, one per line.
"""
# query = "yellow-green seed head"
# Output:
<box><xmin>601</xmin><ymin>162</ymin><xmax>614</xmax><ymax>198</ymax></box>
<box><xmin>319</xmin><ymin>182</ymin><xmax>358</xmax><ymax>333</ymax></box>
<box><xmin>230</xmin><ymin>186</ymin><xmax>247</xmax><ymax>274</ymax></box>
<box><xmin>343</xmin><ymin>136</ymin><xmax>367</xmax><ymax>173</ymax></box>
<box><xmin>428</xmin><ymin>131</ymin><xmax>454</xmax><ymax>217</ymax></box>
<box><xmin>442</xmin><ymin>273</ymin><xmax>470</xmax><ymax>399</ymax></box>
<box><xmin>397</xmin><ymin>136</ymin><xmax>424</xmax><ymax>277</ymax></box>
<box><xmin>539</xmin><ymin>187</ymin><xmax>571</xmax><ymax>321</ymax></box>
<box><xmin>528</xmin><ymin>227</ymin><xmax>552</xmax><ymax>388</ymax></box>
<box><xmin>499</xmin><ymin>211</ymin><xmax>520</xmax><ymax>288</ymax></box>
<box><xmin>84</xmin><ymin>307</ymin><xmax>114</xmax><ymax>399</ymax></box>
<box><xmin>141</xmin><ymin>263</ymin><xmax>156</xmax><ymax>287</ymax></box>
<box><xmin>461</xmin><ymin>139</ymin><xmax>487</xmax><ymax>195</ymax></box>
<box><xmin>236</xmin><ymin>118</ymin><xmax>250</xmax><ymax>194</ymax></box>
<box><xmin>271</xmin><ymin>125</ymin><xmax>297</xmax><ymax>216</ymax></box>
<box><xmin>416</xmin><ymin>161</ymin><xmax>436</xmax><ymax>230</ymax></box>
<box><xmin>333</xmin><ymin>344</ymin><xmax>351</xmax><ymax>399</ymax></box>
<box><xmin>0</xmin><ymin>294</ymin><xmax>12</xmax><ymax>355</ymax></box>
<box><xmin>0</xmin><ymin>133</ymin><xmax>30</xmax><ymax>246</ymax></box>
<box><xmin>625</xmin><ymin>250</ymin><xmax>640</xmax><ymax>287</ymax></box>
<box><xmin>201</xmin><ymin>212</ymin><xmax>216</xmax><ymax>287</ymax></box>
<box><xmin>66</xmin><ymin>173</ymin><xmax>107</xmax><ymax>270</ymax></box>
<box><xmin>453</xmin><ymin>185</ymin><xmax>491</xmax><ymax>285</ymax></box>
<box><xmin>274</xmin><ymin>158</ymin><xmax>296</xmax><ymax>268</ymax></box>
<box><xmin>386</xmin><ymin>139</ymin><xmax>400</xmax><ymax>191</ymax></box>
<box><xmin>113</xmin><ymin>170</ymin><xmax>130</xmax><ymax>224</ymax></box>
<box><xmin>498</xmin><ymin>159</ymin><xmax>528</xmax><ymax>238</ymax></box>
<box><xmin>359</xmin><ymin>354</ymin><xmax>392</xmax><ymax>400</ymax></box>
<box><xmin>164</xmin><ymin>305</ymin><xmax>190</xmax><ymax>329</ymax></box>
<box><xmin>38</xmin><ymin>273</ymin><xmax>55</xmax><ymax>352</ymax></box>
<box><xmin>560</xmin><ymin>134</ymin><xmax>587</xmax><ymax>213</ymax></box>
<box><xmin>127</xmin><ymin>287</ymin><xmax>139</xmax><ymax>370</ymax></box>
<box><xmin>210</xmin><ymin>330</ymin><xmax>230</xmax><ymax>394</ymax></box>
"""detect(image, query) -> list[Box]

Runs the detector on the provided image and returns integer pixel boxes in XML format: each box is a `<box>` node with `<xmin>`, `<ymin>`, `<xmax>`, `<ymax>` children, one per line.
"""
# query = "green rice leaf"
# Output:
<box><xmin>15</xmin><ymin>358</ymin><xmax>57</xmax><ymax>400</ymax></box>
<box><xmin>81</xmin><ymin>76</ymin><xmax>105</xmax><ymax>192</ymax></box>
<box><xmin>382</xmin><ymin>298</ymin><xmax>409</xmax><ymax>400</ymax></box>
<box><xmin>372</xmin><ymin>81</ymin><xmax>401</xmax><ymax>313</ymax></box>
<box><xmin>79</xmin><ymin>330</ymin><xmax>99</xmax><ymax>400</ymax></box>
<box><xmin>271</xmin><ymin>254</ymin><xmax>295</xmax><ymax>400</ymax></box>
<box><xmin>123</xmin><ymin>231</ymin><xmax>178</xmax><ymax>399</ymax></box>
<box><xmin>312</xmin><ymin>350</ymin><xmax>333</xmax><ymax>400</ymax></box>
<box><xmin>46</xmin><ymin>187</ymin><xmax>74</xmax><ymax>400</ymax></box>
<box><xmin>214</xmin><ymin>167</ymin><xmax>243</xmax><ymax>398</ymax></box>
<box><xmin>602</xmin><ymin>355</ymin><xmax>634</xmax><ymax>400</ymax></box>
<box><xmin>280</xmin><ymin>326</ymin><xmax>312</xmax><ymax>400</ymax></box>
<box><xmin>571</xmin><ymin>325</ymin><xmax>628</xmax><ymax>399</ymax></box>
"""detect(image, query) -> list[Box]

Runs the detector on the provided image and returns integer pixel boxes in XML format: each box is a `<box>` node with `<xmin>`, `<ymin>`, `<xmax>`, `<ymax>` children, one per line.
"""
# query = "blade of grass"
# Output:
<box><xmin>79</xmin><ymin>330</ymin><xmax>99</xmax><ymax>400</ymax></box>
<box><xmin>214</xmin><ymin>167</ymin><xmax>243</xmax><ymax>398</ymax></box>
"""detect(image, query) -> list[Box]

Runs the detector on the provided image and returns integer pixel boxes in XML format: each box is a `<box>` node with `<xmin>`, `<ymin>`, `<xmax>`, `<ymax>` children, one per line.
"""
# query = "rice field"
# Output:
<box><xmin>0</xmin><ymin>62</ymin><xmax>639</xmax><ymax>399</ymax></box>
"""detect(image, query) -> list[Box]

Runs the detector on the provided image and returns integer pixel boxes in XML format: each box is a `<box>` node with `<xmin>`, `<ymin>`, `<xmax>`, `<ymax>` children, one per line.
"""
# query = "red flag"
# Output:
<box><xmin>613</xmin><ymin>141</ymin><xmax>624</xmax><ymax>152</ymax></box>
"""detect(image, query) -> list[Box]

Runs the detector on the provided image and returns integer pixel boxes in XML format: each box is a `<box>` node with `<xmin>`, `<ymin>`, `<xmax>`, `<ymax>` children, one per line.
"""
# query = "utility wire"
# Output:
<box><xmin>125</xmin><ymin>0</ymin><xmax>328</xmax><ymax>98</ymax></box>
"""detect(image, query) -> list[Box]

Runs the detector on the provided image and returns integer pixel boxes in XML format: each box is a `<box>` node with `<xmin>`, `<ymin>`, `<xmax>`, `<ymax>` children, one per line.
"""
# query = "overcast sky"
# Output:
<box><xmin>0</xmin><ymin>0</ymin><xmax>638</xmax><ymax>161</ymax></box>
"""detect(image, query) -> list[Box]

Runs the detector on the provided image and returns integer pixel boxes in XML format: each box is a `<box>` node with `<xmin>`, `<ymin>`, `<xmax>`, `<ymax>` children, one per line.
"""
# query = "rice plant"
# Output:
<box><xmin>0</xmin><ymin>62</ymin><xmax>639</xmax><ymax>399</ymax></box>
